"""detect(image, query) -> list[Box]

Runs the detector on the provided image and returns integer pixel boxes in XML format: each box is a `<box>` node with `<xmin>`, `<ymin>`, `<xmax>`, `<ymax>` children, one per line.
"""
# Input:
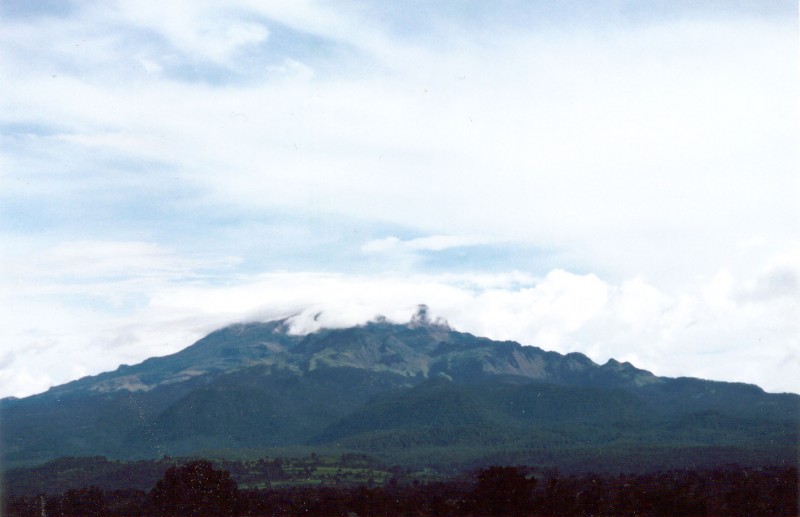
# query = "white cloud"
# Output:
<box><xmin>361</xmin><ymin>236</ymin><xmax>402</xmax><ymax>254</ymax></box>
<box><xmin>0</xmin><ymin>369</ymin><xmax>53</xmax><ymax>401</ymax></box>
<box><xmin>361</xmin><ymin>235</ymin><xmax>489</xmax><ymax>254</ymax></box>
<box><xmin>737</xmin><ymin>246</ymin><xmax>800</xmax><ymax>302</ymax></box>
<box><xmin>113</xmin><ymin>0</ymin><xmax>270</xmax><ymax>65</ymax></box>
<box><xmin>3</xmin><ymin>12</ymin><xmax>793</xmax><ymax>286</ymax></box>
<box><xmin>1</xmin><ymin>247</ymin><xmax>798</xmax><ymax>397</ymax></box>
<box><xmin>4</xmin><ymin>240</ymin><xmax>241</xmax><ymax>289</ymax></box>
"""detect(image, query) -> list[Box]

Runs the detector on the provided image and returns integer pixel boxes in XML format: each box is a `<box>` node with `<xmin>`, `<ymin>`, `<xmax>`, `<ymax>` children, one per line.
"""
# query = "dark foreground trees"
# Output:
<box><xmin>150</xmin><ymin>460</ymin><xmax>238</xmax><ymax>516</ymax></box>
<box><xmin>3</xmin><ymin>463</ymin><xmax>797</xmax><ymax>516</ymax></box>
<box><xmin>467</xmin><ymin>466</ymin><xmax>538</xmax><ymax>516</ymax></box>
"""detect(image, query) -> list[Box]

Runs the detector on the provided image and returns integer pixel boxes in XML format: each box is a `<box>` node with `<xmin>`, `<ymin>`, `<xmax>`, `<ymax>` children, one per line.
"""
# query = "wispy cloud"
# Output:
<box><xmin>362</xmin><ymin>235</ymin><xmax>487</xmax><ymax>254</ymax></box>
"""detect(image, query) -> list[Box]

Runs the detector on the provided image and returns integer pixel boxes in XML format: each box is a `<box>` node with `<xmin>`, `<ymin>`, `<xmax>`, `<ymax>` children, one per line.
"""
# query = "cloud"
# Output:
<box><xmin>113</xmin><ymin>0</ymin><xmax>270</xmax><ymax>66</ymax></box>
<box><xmin>745</xmin><ymin>267</ymin><xmax>800</xmax><ymax>301</ymax></box>
<box><xmin>4</xmin><ymin>240</ymin><xmax>241</xmax><ymax>288</ymax></box>
<box><xmin>736</xmin><ymin>246</ymin><xmax>800</xmax><ymax>302</ymax></box>
<box><xmin>0</xmin><ymin>2</ymin><xmax>797</xmax><ymax>399</ymax></box>
<box><xmin>361</xmin><ymin>235</ymin><xmax>490</xmax><ymax>254</ymax></box>
<box><xmin>4</xmin><ymin>10</ymin><xmax>794</xmax><ymax>278</ymax></box>
<box><xmin>1</xmin><ymin>244</ymin><xmax>798</xmax><ymax>397</ymax></box>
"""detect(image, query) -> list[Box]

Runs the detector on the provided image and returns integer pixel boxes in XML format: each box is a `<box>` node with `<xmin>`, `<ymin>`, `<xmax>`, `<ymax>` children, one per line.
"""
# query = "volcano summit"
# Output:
<box><xmin>2</xmin><ymin>310</ymin><xmax>797</xmax><ymax>471</ymax></box>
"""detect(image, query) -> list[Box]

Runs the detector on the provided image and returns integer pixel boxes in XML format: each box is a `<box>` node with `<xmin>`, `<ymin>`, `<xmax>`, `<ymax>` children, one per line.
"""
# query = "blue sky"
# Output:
<box><xmin>1</xmin><ymin>0</ymin><xmax>798</xmax><ymax>397</ymax></box>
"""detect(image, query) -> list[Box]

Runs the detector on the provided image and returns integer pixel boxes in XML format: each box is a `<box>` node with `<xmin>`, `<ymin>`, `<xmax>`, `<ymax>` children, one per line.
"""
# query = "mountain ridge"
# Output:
<box><xmin>2</xmin><ymin>310</ymin><xmax>797</xmax><ymax>470</ymax></box>
<box><xmin>21</xmin><ymin>313</ymin><xmax>671</xmax><ymax>401</ymax></box>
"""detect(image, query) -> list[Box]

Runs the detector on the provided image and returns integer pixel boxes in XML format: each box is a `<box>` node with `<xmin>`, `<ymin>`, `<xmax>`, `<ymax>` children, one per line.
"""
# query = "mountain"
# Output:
<box><xmin>2</xmin><ymin>308</ymin><xmax>798</xmax><ymax>471</ymax></box>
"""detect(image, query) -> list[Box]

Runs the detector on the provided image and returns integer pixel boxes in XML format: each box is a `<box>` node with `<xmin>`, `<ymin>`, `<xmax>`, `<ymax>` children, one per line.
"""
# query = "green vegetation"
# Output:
<box><xmin>3</xmin><ymin>453</ymin><xmax>408</xmax><ymax>496</ymax></box>
<box><xmin>3</xmin><ymin>459</ymin><xmax>797</xmax><ymax>516</ymax></box>
<box><xmin>2</xmin><ymin>319</ymin><xmax>797</xmax><ymax>477</ymax></box>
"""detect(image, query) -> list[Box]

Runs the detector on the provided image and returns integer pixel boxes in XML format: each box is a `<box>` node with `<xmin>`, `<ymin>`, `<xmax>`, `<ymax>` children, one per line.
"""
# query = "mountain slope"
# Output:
<box><xmin>2</xmin><ymin>313</ymin><xmax>798</xmax><ymax>470</ymax></box>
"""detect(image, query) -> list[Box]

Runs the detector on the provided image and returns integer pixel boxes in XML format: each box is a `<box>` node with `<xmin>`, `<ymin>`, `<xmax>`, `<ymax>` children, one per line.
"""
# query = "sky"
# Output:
<box><xmin>1</xmin><ymin>0</ymin><xmax>798</xmax><ymax>398</ymax></box>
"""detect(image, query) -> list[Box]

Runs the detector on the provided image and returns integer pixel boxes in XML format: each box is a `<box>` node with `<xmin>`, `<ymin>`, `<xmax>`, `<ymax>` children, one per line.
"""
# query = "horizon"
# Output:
<box><xmin>1</xmin><ymin>1</ymin><xmax>798</xmax><ymax>397</ymax></box>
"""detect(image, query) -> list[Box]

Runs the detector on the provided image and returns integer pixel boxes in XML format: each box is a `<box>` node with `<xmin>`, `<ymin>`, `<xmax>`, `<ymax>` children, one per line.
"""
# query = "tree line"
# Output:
<box><xmin>4</xmin><ymin>461</ymin><xmax>797</xmax><ymax>516</ymax></box>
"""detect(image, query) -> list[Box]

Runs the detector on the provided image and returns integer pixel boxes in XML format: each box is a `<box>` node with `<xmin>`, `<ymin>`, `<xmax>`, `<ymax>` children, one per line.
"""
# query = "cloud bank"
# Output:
<box><xmin>2</xmin><ymin>247</ymin><xmax>798</xmax><ymax>397</ymax></box>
